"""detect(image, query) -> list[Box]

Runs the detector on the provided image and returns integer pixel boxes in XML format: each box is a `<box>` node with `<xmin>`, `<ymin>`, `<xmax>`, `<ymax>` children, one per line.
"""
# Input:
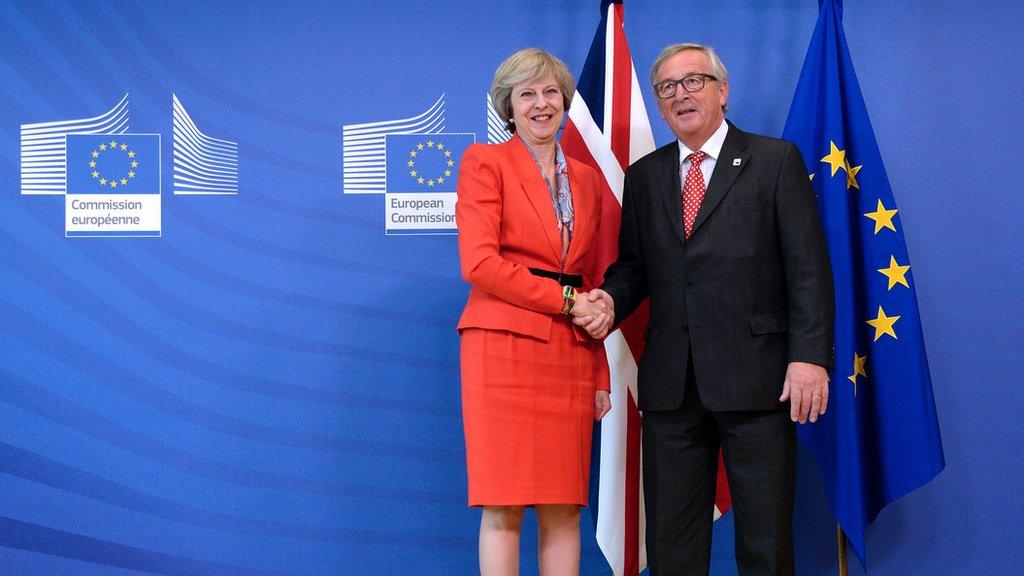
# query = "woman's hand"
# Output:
<box><xmin>594</xmin><ymin>390</ymin><xmax>611</xmax><ymax>420</ymax></box>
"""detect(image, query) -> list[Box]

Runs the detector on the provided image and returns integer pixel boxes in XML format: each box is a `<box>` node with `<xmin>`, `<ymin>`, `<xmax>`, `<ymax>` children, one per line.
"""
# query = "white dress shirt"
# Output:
<box><xmin>677</xmin><ymin>119</ymin><xmax>730</xmax><ymax>188</ymax></box>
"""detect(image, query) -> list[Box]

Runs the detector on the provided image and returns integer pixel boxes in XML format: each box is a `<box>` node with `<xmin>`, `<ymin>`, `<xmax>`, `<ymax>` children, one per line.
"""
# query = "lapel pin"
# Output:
<box><xmin>733</xmin><ymin>158</ymin><xmax>742</xmax><ymax>166</ymax></box>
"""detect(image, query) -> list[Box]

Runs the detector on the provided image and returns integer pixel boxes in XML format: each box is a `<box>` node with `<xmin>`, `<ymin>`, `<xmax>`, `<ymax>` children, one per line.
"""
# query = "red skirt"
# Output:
<box><xmin>460</xmin><ymin>319</ymin><xmax>599</xmax><ymax>506</ymax></box>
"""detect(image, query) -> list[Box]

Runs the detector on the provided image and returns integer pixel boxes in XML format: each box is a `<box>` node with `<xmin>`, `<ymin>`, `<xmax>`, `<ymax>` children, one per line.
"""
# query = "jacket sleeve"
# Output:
<box><xmin>456</xmin><ymin>144</ymin><xmax>564</xmax><ymax>314</ymax></box>
<box><xmin>601</xmin><ymin>170</ymin><xmax>649</xmax><ymax>324</ymax></box>
<box><xmin>775</xmin><ymin>142</ymin><xmax>835</xmax><ymax>369</ymax></box>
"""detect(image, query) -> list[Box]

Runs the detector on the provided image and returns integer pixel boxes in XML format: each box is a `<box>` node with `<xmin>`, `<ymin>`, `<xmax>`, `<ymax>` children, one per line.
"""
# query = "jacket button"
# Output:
<box><xmin>685</xmin><ymin>281</ymin><xmax>695</xmax><ymax>289</ymax></box>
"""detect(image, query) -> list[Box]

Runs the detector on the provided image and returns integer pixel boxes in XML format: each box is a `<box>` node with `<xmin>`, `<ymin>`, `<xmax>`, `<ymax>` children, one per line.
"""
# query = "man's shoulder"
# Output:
<box><xmin>728</xmin><ymin>123</ymin><xmax>798</xmax><ymax>157</ymax></box>
<box><xmin>626</xmin><ymin>141</ymin><xmax>677</xmax><ymax>175</ymax></box>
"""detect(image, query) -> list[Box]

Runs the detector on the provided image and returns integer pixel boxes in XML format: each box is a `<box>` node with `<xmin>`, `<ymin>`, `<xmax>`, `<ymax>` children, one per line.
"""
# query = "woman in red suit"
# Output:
<box><xmin>456</xmin><ymin>48</ymin><xmax>613</xmax><ymax>576</ymax></box>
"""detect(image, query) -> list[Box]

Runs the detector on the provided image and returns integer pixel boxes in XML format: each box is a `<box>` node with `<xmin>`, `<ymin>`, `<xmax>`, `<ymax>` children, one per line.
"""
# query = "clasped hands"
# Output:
<box><xmin>570</xmin><ymin>289</ymin><xmax>614</xmax><ymax>339</ymax></box>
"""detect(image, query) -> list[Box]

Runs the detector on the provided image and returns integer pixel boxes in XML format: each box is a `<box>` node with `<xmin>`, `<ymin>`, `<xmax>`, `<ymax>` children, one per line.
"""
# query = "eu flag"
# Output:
<box><xmin>385</xmin><ymin>134</ymin><xmax>473</xmax><ymax>193</ymax></box>
<box><xmin>782</xmin><ymin>0</ymin><xmax>944</xmax><ymax>566</ymax></box>
<box><xmin>66</xmin><ymin>134</ymin><xmax>160</xmax><ymax>195</ymax></box>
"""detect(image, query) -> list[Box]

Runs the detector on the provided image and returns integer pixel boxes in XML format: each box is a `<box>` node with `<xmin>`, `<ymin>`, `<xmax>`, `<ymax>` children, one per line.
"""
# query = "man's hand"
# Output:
<box><xmin>779</xmin><ymin>361</ymin><xmax>830</xmax><ymax>424</ymax></box>
<box><xmin>572</xmin><ymin>289</ymin><xmax>615</xmax><ymax>339</ymax></box>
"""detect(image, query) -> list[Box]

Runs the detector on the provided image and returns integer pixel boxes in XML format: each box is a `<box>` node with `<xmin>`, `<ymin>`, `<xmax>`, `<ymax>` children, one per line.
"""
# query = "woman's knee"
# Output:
<box><xmin>482</xmin><ymin>506</ymin><xmax>526</xmax><ymax>531</ymax></box>
<box><xmin>535</xmin><ymin>504</ymin><xmax>580</xmax><ymax>526</ymax></box>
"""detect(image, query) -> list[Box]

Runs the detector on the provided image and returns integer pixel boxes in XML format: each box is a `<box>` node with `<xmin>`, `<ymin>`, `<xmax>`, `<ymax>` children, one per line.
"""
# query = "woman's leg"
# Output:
<box><xmin>536</xmin><ymin>504</ymin><xmax>581</xmax><ymax>576</ymax></box>
<box><xmin>480</xmin><ymin>505</ymin><xmax>525</xmax><ymax>576</ymax></box>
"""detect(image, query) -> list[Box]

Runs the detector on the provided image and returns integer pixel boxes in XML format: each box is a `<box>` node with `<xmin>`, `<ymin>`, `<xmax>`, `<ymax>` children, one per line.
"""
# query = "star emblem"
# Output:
<box><xmin>847</xmin><ymin>353</ymin><xmax>867</xmax><ymax>396</ymax></box>
<box><xmin>820</xmin><ymin>141</ymin><xmax>846</xmax><ymax>177</ymax></box>
<box><xmin>866</xmin><ymin>306</ymin><xmax>900</xmax><ymax>341</ymax></box>
<box><xmin>878</xmin><ymin>255</ymin><xmax>911</xmax><ymax>290</ymax></box>
<box><xmin>844</xmin><ymin>160</ymin><xmax>862</xmax><ymax>190</ymax></box>
<box><xmin>864</xmin><ymin>199</ymin><xmax>898</xmax><ymax>234</ymax></box>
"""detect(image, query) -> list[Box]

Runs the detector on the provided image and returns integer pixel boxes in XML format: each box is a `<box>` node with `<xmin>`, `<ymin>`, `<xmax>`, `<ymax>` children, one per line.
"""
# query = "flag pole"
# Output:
<box><xmin>836</xmin><ymin>523</ymin><xmax>849</xmax><ymax>576</ymax></box>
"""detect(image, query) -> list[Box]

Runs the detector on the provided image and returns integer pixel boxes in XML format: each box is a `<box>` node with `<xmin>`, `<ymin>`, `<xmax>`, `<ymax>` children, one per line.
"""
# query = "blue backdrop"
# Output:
<box><xmin>1</xmin><ymin>1</ymin><xmax>1020</xmax><ymax>574</ymax></box>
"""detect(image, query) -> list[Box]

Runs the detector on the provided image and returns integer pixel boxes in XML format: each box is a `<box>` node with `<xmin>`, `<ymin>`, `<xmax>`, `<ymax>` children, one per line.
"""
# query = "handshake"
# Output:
<box><xmin>570</xmin><ymin>288</ymin><xmax>615</xmax><ymax>339</ymax></box>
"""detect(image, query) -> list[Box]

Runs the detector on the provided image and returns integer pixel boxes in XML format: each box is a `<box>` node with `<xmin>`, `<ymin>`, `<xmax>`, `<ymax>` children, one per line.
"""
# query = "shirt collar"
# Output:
<box><xmin>677</xmin><ymin>119</ymin><xmax>729</xmax><ymax>163</ymax></box>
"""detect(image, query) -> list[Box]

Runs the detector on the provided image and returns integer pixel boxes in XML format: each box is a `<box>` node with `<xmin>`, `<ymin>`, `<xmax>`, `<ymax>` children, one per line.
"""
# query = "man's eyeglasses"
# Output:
<box><xmin>654</xmin><ymin>74</ymin><xmax>718</xmax><ymax>99</ymax></box>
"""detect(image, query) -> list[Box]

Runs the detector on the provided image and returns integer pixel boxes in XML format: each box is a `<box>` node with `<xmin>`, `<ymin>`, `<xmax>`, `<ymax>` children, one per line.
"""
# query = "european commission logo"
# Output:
<box><xmin>341</xmin><ymin>94</ymin><xmax>487</xmax><ymax>235</ymax></box>
<box><xmin>20</xmin><ymin>93</ymin><xmax>238</xmax><ymax>238</ymax></box>
<box><xmin>384</xmin><ymin>133</ymin><xmax>473</xmax><ymax>234</ymax></box>
<box><xmin>66</xmin><ymin>134</ymin><xmax>161</xmax><ymax>237</ymax></box>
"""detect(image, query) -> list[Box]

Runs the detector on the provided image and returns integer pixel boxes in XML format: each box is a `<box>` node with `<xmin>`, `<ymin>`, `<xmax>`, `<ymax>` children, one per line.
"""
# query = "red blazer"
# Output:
<box><xmin>456</xmin><ymin>135</ymin><xmax>608</xmax><ymax>366</ymax></box>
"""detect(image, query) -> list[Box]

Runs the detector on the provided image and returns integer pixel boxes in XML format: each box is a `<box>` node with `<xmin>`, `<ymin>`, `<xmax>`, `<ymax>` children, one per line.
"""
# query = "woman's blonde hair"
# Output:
<box><xmin>490</xmin><ymin>48</ymin><xmax>575</xmax><ymax>133</ymax></box>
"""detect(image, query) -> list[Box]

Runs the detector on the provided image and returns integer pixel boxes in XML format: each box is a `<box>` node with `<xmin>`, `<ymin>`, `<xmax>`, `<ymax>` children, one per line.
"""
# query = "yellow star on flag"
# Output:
<box><xmin>109</xmin><ymin>140</ymin><xmax>117</xmax><ymax>148</ymax></box>
<box><xmin>444</xmin><ymin>150</ymin><xmax>452</xmax><ymax>157</ymax></box>
<box><xmin>444</xmin><ymin>170</ymin><xmax>451</xmax><ymax>177</ymax></box>
<box><xmin>878</xmin><ymin>255</ymin><xmax>911</xmax><ymax>290</ymax></box>
<box><xmin>426</xmin><ymin>140</ymin><xmax>434</xmax><ymax>147</ymax></box>
<box><xmin>447</xmin><ymin>159</ymin><xmax>454</xmax><ymax>167</ymax></box>
<box><xmin>128</xmin><ymin>171</ymin><xmax>135</xmax><ymax>178</ymax></box>
<box><xmin>99</xmin><ymin>178</ymin><xmax>107</xmax><ymax>185</ymax></box>
<box><xmin>427</xmin><ymin>179</ymin><xmax>434</xmax><ymax>187</ymax></box>
<box><xmin>120</xmin><ymin>143</ymin><xmax>127</xmax><ymax>150</ymax></box>
<box><xmin>89</xmin><ymin>160</ymin><xmax>96</xmax><ymax>167</ymax></box>
<box><xmin>417</xmin><ymin>177</ymin><xmax>424</xmax><ymax>184</ymax></box>
<box><xmin>110</xmin><ymin>180</ymin><xmax>118</xmax><ymax>188</ymax></box>
<box><xmin>407</xmin><ymin>160</ymin><xmax>414</xmax><ymax>167</ymax></box>
<box><xmin>866</xmin><ymin>306</ymin><xmax>900</xmax><ymax>341</ymax></box>
<box><xmin>848</xmin><ymin>353</ymin><xmax>867</xmax><ymax>384</ymax></box>
<box><xmin>864</xmin><ymin>199</ymin><xmax>898</xmax><ymax>234</ymax></box>
<box><xmin>409</xmin><ymin>150</ymin><xmax>417</xmax><ymax>158</ymax></box>
<box><xmin>437</xmin><ymin>177</ymin><xmax>444</xmax><ymax>184</ymax></box>
<box><xmin>99</xmin><ymin>144</ymin><xmax>107</xmax><ymax>151</ymax></box>
<box><xmin>820</xmin><ymin>141</ymin><xmax>846</xmax><ymax>177</ymax></box>
<box><xmin>91</xmin><ymin>150</ymin><xmax>99</xmax><ymax>158</ymax></box>
<box><xmin>91</xmin><ymin>171</ymin><xmax>99</xmax><ymax>178</ymax></box>
<box><xmin>848</xmin><ymin>353</ymin><xmax>867</xmax><ymax>396</ymax></box>
<box><xmin>120</xmin><ymin>178</ymin><xmax>128</xmax><ymax>185</ymax></box>
<box><xmin>128</xmin><ymin>151</ymin><xmax>135</xmax><ymax>158</ymax></box>
<box><xmin>417</xmin><ymin>143</ymin><xmax>424</xmax><ymax>150</ymax></box>
<box><xmin>131</xmin><ymin>160</ymin><xmax>138</xmax><ymax>168</ymax></box>
<box><xmin>844</xmin><ymin>160</ymin><xmax>862</xmax><ymax>190</ymax></box>
<box><xmin>436</xmin><ymin>143</ymin><xmax>444</xmax><ymax>150</ymax></box>
<box><xmin>409</xmin><ymin>170</ymin><xmax>417</xmax><ymax>177</ymax></box>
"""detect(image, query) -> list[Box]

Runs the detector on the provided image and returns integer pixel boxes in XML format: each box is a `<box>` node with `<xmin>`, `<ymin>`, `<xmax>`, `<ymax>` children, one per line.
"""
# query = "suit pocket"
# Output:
<box><xmin>748</xmin><ymin>311</ymin><xmax>787</xmax><ymax>335</ymax></box>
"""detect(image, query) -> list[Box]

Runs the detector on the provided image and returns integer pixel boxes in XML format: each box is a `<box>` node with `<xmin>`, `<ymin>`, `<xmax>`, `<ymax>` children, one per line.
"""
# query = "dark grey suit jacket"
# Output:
<box><xmin>602</xmin><ymin>122</ymin><xmax>834</xmax><ymax>412</ymax></box>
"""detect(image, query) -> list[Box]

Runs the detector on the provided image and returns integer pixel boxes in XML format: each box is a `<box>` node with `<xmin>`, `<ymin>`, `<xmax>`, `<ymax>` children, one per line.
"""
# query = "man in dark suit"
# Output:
<box><xmin>577</xmin><ymin>44</ymin><xmax>834</xmax><ymax>575</ymax></box>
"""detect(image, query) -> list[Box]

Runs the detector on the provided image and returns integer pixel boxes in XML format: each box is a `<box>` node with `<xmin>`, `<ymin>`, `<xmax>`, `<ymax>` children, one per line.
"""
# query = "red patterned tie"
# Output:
<box><xmin>682</xmin><ymin>150</ymin><xmax>708</xmax><ymax>239</ymax></box>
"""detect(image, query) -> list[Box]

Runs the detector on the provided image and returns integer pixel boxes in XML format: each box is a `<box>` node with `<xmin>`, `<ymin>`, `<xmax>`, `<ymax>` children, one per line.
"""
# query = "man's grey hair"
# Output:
<box><xmin>650</xmin><ymin>43</ymin><xmax>729</xmax><ymax>86</ymax></box>
<box><xmin>650</xmin><ymin>43</ymin><xmax>729</xmax><ymax>112</ymax></box>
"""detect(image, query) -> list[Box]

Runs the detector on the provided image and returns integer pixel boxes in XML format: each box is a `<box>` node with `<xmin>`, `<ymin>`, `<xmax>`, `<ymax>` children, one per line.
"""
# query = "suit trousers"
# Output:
<box><xmin>643</xmin><ymin>353</ymin><xmax>796</xmax><ymax>576</ymax></box>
